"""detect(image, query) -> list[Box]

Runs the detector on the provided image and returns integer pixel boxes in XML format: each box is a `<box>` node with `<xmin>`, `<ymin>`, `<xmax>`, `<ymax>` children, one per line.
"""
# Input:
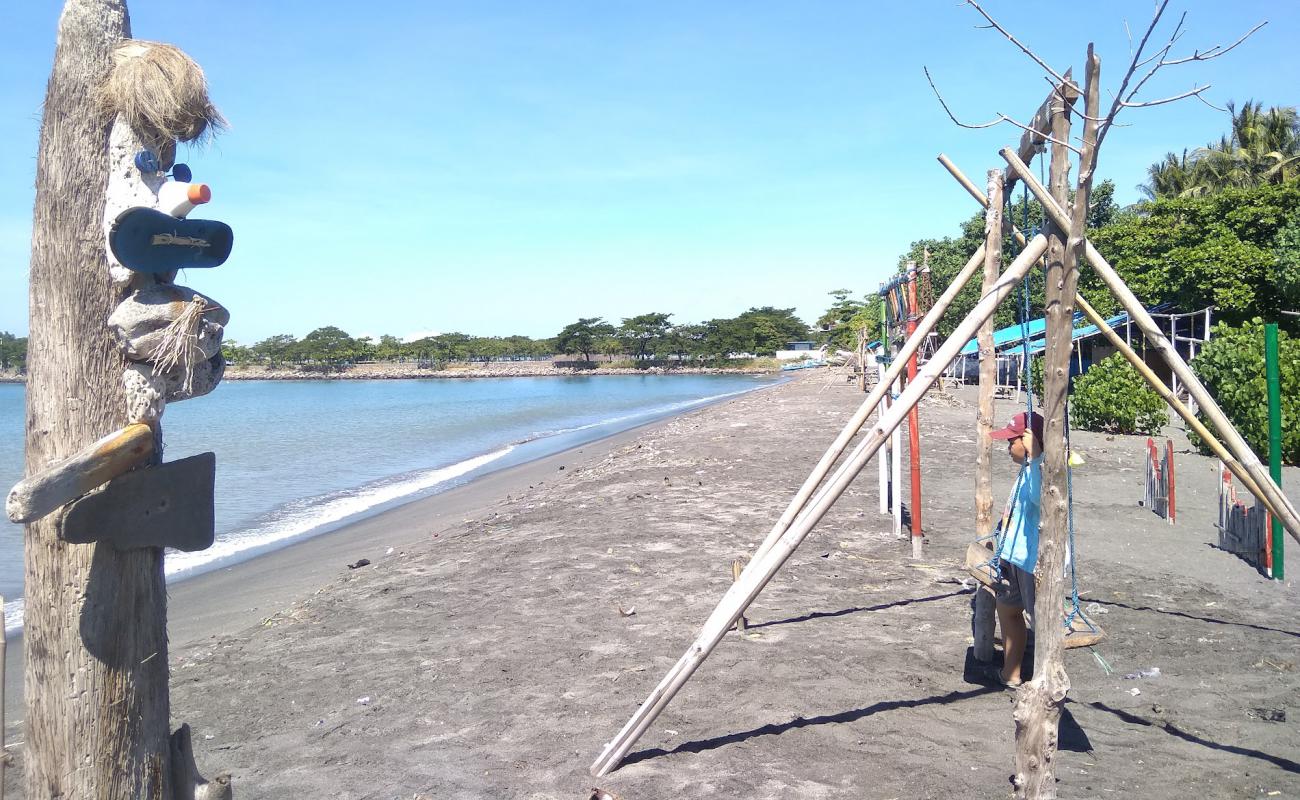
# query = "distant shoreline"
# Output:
<box><xmin>0</xmin><ymin>361</ymin><xmax>784</xmax><ymax>384</ymax></box>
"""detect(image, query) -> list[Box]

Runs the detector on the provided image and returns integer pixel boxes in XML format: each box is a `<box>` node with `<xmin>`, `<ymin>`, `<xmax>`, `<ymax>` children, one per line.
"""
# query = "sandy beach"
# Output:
<box><xmin>4</xmin><ymin>370</ymin><xmax>1298</xmax><ymax>798</ymax></box>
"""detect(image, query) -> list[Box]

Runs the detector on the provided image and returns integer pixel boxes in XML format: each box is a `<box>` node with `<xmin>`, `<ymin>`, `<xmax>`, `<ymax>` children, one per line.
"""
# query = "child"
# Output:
<box><xmin>988</xmin><ymin>410</ymin><xmax>1045</xmax><ymax>686</ymax></box>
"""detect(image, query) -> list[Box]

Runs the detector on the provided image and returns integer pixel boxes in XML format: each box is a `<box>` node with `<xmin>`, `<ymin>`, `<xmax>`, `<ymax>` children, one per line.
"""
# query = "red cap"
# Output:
<box><xmin>991</xmin><ymin>411</ymin><xmax>1045</xmax><ymax>442</ymax></box>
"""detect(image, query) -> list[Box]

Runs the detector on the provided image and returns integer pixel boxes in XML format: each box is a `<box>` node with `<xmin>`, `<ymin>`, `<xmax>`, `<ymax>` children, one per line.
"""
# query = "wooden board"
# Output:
<box><xmin>965</xmin><ymin>540</ymin><xmax>1001</xmax><ymax>588</ymax></box>
<box><xmin>62</xmin><ymin>452</ymin><xmax>215</xmax><ymax>552</ymax></box>
<box><xmin>6</xmin><ymin>424</ymin><xmax>154</xmax><ymax>523</ymax></box>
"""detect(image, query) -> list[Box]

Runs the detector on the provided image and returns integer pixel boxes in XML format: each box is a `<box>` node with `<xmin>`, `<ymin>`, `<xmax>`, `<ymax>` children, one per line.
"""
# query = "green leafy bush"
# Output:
<box><xmin>1069</xmin><ymin>353</ymin><xmax>1169</xmax><ymax>435</ymax></box>
<box><xmin>1189</xmin><ymin>320</ymin><xmax>1298</xmax><ymax>465</ymax></box>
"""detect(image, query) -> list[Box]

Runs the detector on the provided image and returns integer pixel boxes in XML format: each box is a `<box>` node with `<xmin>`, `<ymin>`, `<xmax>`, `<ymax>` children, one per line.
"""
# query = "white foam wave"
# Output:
<box><xmin>164</xmin><ymin>445</ymin><xmax>515</xmax><ymax>579</ymax></box>
<box><xmin>4</xmin><ymin>597</ymin><xmax>23</xmax><ymax>634</ymax></box>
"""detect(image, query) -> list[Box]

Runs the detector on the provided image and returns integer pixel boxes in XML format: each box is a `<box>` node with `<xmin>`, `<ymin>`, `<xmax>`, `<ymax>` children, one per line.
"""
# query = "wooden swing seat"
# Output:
<box><xmin>964</xmin><ymin>541</ymin><xmax>1107</xmax><ymax>650</ymax></box>
<box><xmin>965</xmin><ymin>540</ymin><xmax>1000</xmax><ymax>588</ymax></box>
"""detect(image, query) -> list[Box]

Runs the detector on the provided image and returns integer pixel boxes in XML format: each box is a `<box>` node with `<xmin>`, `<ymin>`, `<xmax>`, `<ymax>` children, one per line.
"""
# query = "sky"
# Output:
<box><xmin>0</xmin><ymin>1</ymin><xmax>1294</xmax><ymax>343</ymax></box>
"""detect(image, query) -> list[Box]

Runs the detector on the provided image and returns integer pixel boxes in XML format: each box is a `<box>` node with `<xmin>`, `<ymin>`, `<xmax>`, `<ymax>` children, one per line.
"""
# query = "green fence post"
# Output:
<box><xmin>1265</xmin><ymin>323</ymin><xmax>1283</xmax><ymax>579</ymax></box>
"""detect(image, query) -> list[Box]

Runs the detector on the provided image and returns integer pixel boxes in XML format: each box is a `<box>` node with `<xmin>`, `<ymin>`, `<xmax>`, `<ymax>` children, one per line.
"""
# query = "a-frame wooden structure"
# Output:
<box><xmin>591</xmin><ymin>22</ymin><xmax>1296</xmax><ymax>797</ymax></box>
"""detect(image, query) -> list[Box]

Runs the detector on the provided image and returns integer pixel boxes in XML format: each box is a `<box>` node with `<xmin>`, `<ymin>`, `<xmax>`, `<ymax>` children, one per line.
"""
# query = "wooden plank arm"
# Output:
<box><xmin>5</xmin><ymin>423</ymin><xmax>154</xmax><ymax>524</ymax></box>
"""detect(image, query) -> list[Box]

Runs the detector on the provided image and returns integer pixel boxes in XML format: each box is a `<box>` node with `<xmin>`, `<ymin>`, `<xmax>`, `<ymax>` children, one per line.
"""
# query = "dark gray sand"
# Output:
<box><xmin>6</xmin><ymin>371</ymin><xmax>1298</xmax><ymax>798</ymax></box>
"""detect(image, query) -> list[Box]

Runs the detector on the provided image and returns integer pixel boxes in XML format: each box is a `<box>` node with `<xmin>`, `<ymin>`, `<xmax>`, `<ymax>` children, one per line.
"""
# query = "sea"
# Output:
<box><xmin>0</xmin><ymin>373</ymin><xmax>779</xmax><ymax>631</ymax></box>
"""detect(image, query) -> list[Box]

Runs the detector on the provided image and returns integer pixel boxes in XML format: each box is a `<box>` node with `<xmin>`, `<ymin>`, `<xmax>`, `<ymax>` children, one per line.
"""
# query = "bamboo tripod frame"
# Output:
<box><xmin>589</xmin><ymin>234</ymin><xmax>1050</xmax><ymax>777</ymax></box>
<box><xmin>593</xmin><ymin>95</ymin><xmax>1297</xmax><ymax>781</ymax></box>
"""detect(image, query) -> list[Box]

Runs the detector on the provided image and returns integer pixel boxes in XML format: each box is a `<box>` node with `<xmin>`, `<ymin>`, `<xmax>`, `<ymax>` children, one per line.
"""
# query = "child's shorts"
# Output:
<box><xmin>995</xmin><ymin>563</ymin><xmax>1036</xmax><ymax>611</ymax></box>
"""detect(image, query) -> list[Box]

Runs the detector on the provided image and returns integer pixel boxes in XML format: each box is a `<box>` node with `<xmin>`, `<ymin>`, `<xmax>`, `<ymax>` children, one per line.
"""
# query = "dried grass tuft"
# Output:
<box><xmin>98</xmin><ymin>40</ymin><xmax>226</xmax><ymax>147</ymax></box>
<box><xmin>151</xmin><ymin>295</ymin><xmax>216</xmax><ymax>396</ymax></box>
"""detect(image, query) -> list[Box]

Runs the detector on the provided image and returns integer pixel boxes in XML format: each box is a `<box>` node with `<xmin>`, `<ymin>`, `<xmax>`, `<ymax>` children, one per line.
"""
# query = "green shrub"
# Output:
<box><xmin>1189</xmin><ymin>320</ymin><xmax>1298</xmax><ymax>465</ymax></box>
<box><xmin>1070</xmin><ymin>353</ymin><xmax>1169</xmax><ymax>435</ymax></box>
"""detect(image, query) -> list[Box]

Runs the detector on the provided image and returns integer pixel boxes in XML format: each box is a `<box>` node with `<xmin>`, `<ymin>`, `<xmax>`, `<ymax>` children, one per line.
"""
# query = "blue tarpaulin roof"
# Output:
<box><xmin>958</xmin><ymin>315</ymin><xmax>1053</xmax><ymax>356</ymax></box>
<box><xmin>957</xmin><ymin>311</ymin><xmax>1129</xmax><ymax>356</ymax></box>
<box><xmin>1022</xmin><ymin>311</ymin><xmax>1130</xmax><ymax>355</ymax></box>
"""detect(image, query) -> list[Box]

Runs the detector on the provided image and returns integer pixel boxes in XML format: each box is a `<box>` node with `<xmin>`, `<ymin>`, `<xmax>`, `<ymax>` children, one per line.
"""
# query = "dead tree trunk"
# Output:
<box><xmin>24</xmin><ymin>1</ymin><xmax>173</xmax><ymax>797</ymax></box>
<box><xmin>973</xmin><ymin>168</ymin><xmax>1002</xmax><ymax>663</ymax></box>
<box><xmin>1012</xmin><ymin>51</ymin><xmax>1099</xmax><ymax>799</ymax></box>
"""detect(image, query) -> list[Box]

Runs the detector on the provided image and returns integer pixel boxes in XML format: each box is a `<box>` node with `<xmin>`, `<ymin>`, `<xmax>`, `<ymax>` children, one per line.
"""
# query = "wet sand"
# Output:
<box><xmin>5</xmin><ymin>370</ymin><xmax>1298</xmax><ymax>798</ymax></box>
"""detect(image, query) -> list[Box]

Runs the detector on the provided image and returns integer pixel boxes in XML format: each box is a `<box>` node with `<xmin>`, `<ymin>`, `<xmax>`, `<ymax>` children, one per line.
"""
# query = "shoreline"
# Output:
<box><xmin>2</xmin><ymin>375</ymin><xmax>784</xmax><ymax>734</ymax></box>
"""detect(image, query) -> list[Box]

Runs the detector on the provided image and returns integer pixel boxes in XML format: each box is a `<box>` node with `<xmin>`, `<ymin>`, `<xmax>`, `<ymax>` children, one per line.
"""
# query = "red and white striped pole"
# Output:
<box><xmin>906</xmin><ymin>267</ymin><xmax>923</xmax><ymax>557</ymax></box>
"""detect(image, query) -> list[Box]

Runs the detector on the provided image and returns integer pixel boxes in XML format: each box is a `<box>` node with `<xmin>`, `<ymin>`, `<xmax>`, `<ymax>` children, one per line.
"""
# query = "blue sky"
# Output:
<box><xmin>0</xmin><ymin>1</ymin><xmax>1293</xmax><ymax>343</ymax></box>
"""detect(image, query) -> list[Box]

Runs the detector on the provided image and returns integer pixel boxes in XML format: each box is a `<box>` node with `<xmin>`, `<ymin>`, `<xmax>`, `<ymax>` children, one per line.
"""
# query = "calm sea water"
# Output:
<box><xmin>0</xmin><ymin>374</ymin><xmax>778</xmax><ymax>630</ymax></box>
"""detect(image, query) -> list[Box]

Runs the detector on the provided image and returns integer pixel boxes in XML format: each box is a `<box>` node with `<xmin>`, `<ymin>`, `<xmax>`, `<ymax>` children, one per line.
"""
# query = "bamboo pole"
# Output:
<box><xmin>1001</xmin><ymin>146</ymin><xmax>1300</xmax><ymax>543</ymax></box>
<box><xmin>973</xmin><ymin>169</ymin><xmax>1002</xmax><ymax>664</ymax></box>
<box><xmin>589</xmin><ymin>233</ymin><xmax>1050</xmax><ymax>777</ymax></box>
<box><xmin>745</xmin><ymin>242</ymin><xmax>989</xmax><ymax>569</ymax></box>
<box><xmin>938</xmin><ymin>152</ymin><xmax>1291</xmax><ymax>533</ymax></box>
<box><xmin>731</xmin><ymin>560</ymin><xmax>746</xmax><ymax>632</ymax></box>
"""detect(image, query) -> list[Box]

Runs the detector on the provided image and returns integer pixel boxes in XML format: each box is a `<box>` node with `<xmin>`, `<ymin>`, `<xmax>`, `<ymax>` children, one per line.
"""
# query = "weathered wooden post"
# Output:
<box><xmin>18</xmin><ymin>4</ymin><xmax>231</xmax><ymax>796</ymax></box>
<box><xmin>1011</xmin><ymin>50</ymin><xmax>1098</xmax><ymax>800</ymax></box>
<box><xmin>21</xmin><ymin>5</ymin><xmax>173</xmax><ymax>796</ymax></box>
<box><xmin>973</xmin><ymin>169</ymin><xmax>1002</xmax><ymax>664</ymax></box>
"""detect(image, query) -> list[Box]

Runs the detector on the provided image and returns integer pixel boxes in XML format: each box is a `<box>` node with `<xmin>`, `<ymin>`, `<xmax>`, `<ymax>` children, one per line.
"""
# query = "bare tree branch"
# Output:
<box><xmin>1120</xmin><ymin>84</ymin><xmax>1212</xmax><ymax>108</ymax></box>
<box><xmin>925</xmin><ymin>67</ymin><xmax>1082</xmax><ymax>154</ymax></box>
<box><xmin>1162</xmin><ymin>21</ymin><xmax>1267</xmax><ymax>64</ymax></box>
<box><xmin>963</xmin><ymin>0</ymin><xmax>1069</xmax><ymax>86</ymax></box>
<box><xmin>924</xmin><ymin>66</ymin><xmax>1003</xmax><ymax>129</ymax></box>
<box><xmin>1193</xmin><ymin>92</ymin><xmax>1229</xmax><ymax>113</ymax></box>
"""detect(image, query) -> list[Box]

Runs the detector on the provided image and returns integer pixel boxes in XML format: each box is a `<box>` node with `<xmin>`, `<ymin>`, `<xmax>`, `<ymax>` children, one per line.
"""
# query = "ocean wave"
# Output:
<box><xmin>163</xmin><ymin>445</ymin><xmax>516</xmax><ymax>580</ymax></box>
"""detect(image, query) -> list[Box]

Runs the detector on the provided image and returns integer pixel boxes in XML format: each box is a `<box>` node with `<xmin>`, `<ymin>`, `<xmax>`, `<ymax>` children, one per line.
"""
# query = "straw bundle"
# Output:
<box><xmin>98</xmin><ymin>40</ymin><xmax>226</xmax><ymax>151</ymax></box>
<box><xmin>151</xmin><ymin>294</ymin><xmax>216</xmax><ymax>396</ymax></box>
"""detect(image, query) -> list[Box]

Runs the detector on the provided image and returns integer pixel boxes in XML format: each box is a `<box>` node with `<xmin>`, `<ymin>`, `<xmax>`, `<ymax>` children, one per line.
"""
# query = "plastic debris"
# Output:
<box><xmin>1123</xmin><ymin>667</ymin><xmax>1161</xmax><ymax>679</ymax></box>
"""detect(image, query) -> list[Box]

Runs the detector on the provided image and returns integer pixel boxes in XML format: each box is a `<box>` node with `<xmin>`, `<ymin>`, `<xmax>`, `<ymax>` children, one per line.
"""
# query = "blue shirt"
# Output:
<box><xmin>997</xmin><ymin>456</ymin><xmax>1043</xmax><ymax>572</ymax></box>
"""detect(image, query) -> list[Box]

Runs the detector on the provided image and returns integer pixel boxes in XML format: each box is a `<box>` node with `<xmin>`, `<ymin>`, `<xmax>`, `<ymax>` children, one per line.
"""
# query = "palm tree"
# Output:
<box><xmin>1139</xmin><ymin>149</ymin><xmax>1197</xmax><ymax>199</ymax></box>
<box><xmin>1142</xmin><ymin>103</ymin><xmax>1300</xmax><ymax>199</ymax></box>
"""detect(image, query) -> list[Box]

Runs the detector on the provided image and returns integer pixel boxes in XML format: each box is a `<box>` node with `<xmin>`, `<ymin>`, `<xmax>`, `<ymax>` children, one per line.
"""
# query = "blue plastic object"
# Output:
<box><xmin>134</xmin><ymin>150</ymin><xmax>160</xmax><ymax>173</ymax></box>
<box><xmin>109</xmin><ymin>207</ymin><xmax>233</xmax><ymax>273</ymax></box>
<box><xmin>171</xmin><ymin>163</ymin><xmax>193</xmax><ymax>182</ymax></box>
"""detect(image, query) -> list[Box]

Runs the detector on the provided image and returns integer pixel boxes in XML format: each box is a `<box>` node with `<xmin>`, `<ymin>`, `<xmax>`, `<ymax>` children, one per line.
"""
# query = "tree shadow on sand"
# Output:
<box><xmin>1086</xmin><ymin>701</ymin><xmax>1300</xmax><ymax>773</ymax></box>
<box><xmin>1079</xmin><ymin>597</ymin><xmax>1300</xmax><ymax>639</ymax></box>
<box><xmin>748</xmin><ymin>589</ymin><xmax>967</xmax><ymax>630</ymax></box>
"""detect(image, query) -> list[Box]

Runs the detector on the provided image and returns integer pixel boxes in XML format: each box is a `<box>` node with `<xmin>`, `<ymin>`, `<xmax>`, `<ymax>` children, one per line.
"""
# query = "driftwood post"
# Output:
<box><xmin>21</xmin><ymin>2</ymin><xmax>182</xmax><ymax>796</ymax></box>
<box><xmin>973</xmin><ymin>169</ymin><xmax>1002</xmax><ymax>663</ymax></box>
<box><xmin>1013</xmin><ymin>52</ymin><xmax>1099</xmax><ymax>799</ymax></box>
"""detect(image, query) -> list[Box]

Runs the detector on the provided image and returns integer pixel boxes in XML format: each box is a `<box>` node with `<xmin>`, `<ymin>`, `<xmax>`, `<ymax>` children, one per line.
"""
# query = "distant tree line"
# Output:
<box><xmin>553</xmin><ymin>307</ymin><xmax>809</xmax><ymax>363</ymax></box>
<box><xmin>216</xmin><ymin>305</ymin><xmax>812</xmax><ymax>368</ymax></box>
<box><xmin>223</xmin><ymin>327</ymin><xmax>555</xmax><ymax>367</ymax></box>
<box><xmin>0</xmin><ymin>331</ymin><xmax>27</xmax><ymax>372</ymax></box>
